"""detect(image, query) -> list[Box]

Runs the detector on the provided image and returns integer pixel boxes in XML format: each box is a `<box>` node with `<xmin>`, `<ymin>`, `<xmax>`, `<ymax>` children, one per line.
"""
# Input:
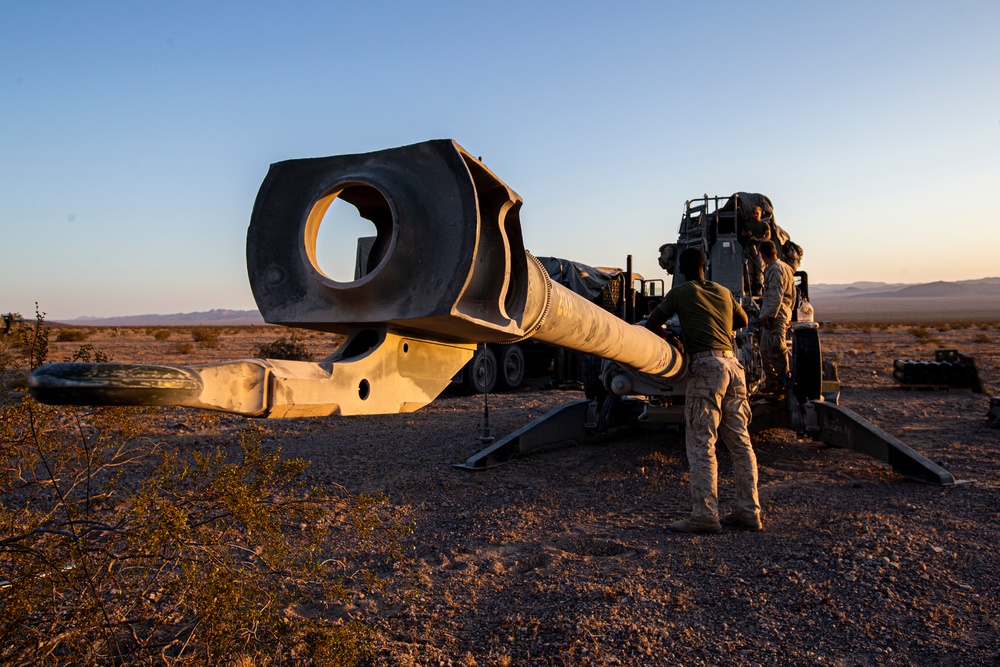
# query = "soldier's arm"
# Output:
<box><xmin>759</xmin><ymin>268</ymin><xmax>779</xmax><ymax>319</ymax></box>
<box><xmin>644</xmin><ymin>294</ymin><xmax>676</xmax><ymax>338</ymax></box>
<box><xmin>732</xmin><ymin>297</ymin><xmax>749</xmax><ymax>330</ymax></box>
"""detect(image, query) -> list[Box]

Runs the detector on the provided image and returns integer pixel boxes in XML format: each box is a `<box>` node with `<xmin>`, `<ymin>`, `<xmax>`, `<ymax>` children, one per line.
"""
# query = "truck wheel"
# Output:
<box><xmin>791</xmin><ymin>327</ymin><xmax>822</xmax><ymax>404</ymax></box>
<box><xmin>581</xmin><ymin>353</ymin><xmax>607</xmax><ymax>401</ymax></box>
<box><xmin>496</xmin><ymin>344</ymin><xmax>526</xmax><ymax>391</ymax></box>
<box><xmin>464</xmin><ymin>346</ymin><xmax>497</xmax><ymax>394</ymax></box>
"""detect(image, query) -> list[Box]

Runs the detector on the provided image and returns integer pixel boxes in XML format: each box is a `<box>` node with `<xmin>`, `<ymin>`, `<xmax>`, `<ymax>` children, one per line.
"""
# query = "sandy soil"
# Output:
<box><xmin>44</xmin><ymin>321</ymin><xmax>1000</xmax><ymax>666</ymax></box>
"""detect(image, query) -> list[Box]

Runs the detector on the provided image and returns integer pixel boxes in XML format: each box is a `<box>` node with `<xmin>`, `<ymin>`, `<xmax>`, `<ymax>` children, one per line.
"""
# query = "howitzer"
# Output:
<box><xmin>28</xmin><ymin>140</ymin><xmax>957</xmax><ymax>486</ymax></box>
<box><xmin>29</xmin><ymin>140</ymin><xmax>683</xmax><ymax>417</ymax></box>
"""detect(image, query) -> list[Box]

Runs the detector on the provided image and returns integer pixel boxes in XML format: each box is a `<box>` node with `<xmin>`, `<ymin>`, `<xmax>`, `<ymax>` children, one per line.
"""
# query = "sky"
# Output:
<box><xmin>2</xmin><ymin>1</ymin><xmax>998</xmax><ymax>319</ymax></box>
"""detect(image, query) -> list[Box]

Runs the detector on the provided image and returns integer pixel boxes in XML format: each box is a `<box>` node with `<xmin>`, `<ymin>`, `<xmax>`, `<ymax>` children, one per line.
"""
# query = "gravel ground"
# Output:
<box><xmin>45</xmin><ymin>323</ymin><xmax>1000</xmax><ymax>665</ymax></box>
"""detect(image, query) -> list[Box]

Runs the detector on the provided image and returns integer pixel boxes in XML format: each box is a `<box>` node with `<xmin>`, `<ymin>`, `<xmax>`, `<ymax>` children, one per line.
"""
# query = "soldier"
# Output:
<box><xmin>645</xmin><ymin>248</ymin><xmax>763</xmax><ymax>533</ymax></box>
<box><xmin>739</xmin><ymin>205</ymin><xmax>771</xmax><ymax>294</ymax></box>
<box><xmin>759</xmin><ymin>240</ymin><xmax>796</xmax><ymax>394</ymax></box>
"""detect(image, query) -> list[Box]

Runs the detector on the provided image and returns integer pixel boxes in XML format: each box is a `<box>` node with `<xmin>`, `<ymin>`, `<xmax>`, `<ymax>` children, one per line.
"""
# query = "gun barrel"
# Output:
<box><xmin>521</xmin><ymin>255</ymin><xmax>683</xmax><ymax>378</ymax></box>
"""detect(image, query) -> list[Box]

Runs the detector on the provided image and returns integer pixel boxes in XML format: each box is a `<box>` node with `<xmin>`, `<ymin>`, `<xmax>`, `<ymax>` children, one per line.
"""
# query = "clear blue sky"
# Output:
<box><xmin>2</xmin><ymin>1</ymin><xmax>998</xmax><ymax>319</ymax></box>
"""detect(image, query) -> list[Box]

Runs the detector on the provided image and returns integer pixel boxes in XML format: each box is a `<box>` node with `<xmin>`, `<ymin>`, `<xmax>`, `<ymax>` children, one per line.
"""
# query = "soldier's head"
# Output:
<box><xmin>760</xmin><ymin>240</ymin><xmax>778</xmax><ymax>262</ymax></box>
<box><xmin>752</xmin><ymin>206</ymin><xmax>763</xmax><ymax>222</ymax></box>
<box><xmin>678</xmin><ymin>248</ymin><xmax>706</xmax><ymax>281</ymax></box>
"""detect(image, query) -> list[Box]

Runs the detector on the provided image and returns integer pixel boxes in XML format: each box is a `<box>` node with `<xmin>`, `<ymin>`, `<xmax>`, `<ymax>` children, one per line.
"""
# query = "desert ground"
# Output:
<box><xmin>30</xmin><ymin>318</ymin><xmax>1000</xmax><ymax>665</ymax></box>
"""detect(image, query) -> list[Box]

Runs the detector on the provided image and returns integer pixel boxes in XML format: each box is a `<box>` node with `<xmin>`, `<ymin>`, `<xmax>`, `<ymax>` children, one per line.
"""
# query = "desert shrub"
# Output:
<box><xmin>66</xmin><ymin>342</ymin><xmax>109</xmax><ymax>363</ymax></box>
<box><xmin>170</xmin><ymin>341</ymin><xmax>194</xmax><ymax>355</ymax></box>
<box><xmin>191</xmin><ymin>328</ymin><xmax>220</xmax><ymax>349</ymax></box>
<box><xmin>908</xmin><ymin>326</ymin><xmax>933</xmax><ymax>341</ymax></box>
<box><xmin>153</xmin><ymin>329</ymin><xmax>171</xmax><ymax>340</ymax></box>
<box><xmin>974</xmin><ymin>332</ymin><xmax>991</xmax><ymax>344</ymax></box>
<box><xmin>253</xmin><ymin>336</ymin><xmax>312</xmax><ymax>361</ymax></box>
<box><xmin>11</xmin><ymin>305</ymin><xmax>48</xmax><ymax>371</ymax></box>
<box><xmin>55</xmin><ymin>328</ymin><xmax>88</xmax><ymax>342</ymax></box>
<box><xmin>0</xmin><ymin>314</ymin><xmax>414</xmax><ymax>666</ymax></box>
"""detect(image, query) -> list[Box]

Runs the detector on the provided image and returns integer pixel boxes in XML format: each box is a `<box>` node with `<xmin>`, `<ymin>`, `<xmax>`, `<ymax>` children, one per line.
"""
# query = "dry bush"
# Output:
<box><xmin>974</xmin><ymin>332</ymin><xmax>992</xmax><ymax>344</ymax></box>
<box><xmin>55</xmin><ymin>329</ymin><xmax>88</xmax><ymax>342</ymax></box>
<box><xmin>191</xmin><ymin>328</ymin><xmax>220</xmax><ymax>349</ymax></box>
<box><xmin>907</xmin><ymin>326</ymin><xmax>941</xmax><ymax>345</ymax></box>
<box><xmin>152</xmin><ymin>329</ymin><xmax>171</xmax><ymax>341</ymax></box>
<box><xmin>1</xmin><ymin>315</ymin><xmax>415</xmax><ymax>666</ymax></box>
<box><xmin>169</xmin><ymin>341</ymin><xmax>194</xmax><ymax>355</ymax></box>
<box><xmin>65</xmin><ymin>343</ymin><xmax>109</xmax><ymax>363</ymax></box>
<box><xmin>253</xmin><ymin>337</ymin><xmax>312</xmax><ymax>361</ymax></box>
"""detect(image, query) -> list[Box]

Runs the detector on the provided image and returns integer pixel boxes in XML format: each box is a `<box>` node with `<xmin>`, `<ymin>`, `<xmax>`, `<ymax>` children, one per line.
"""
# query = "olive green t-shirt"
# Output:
<box><xmin>656</xmin><ymin>280</ymin><xmax>740</xmax><ymax>355</ymax></box>
<box><xmin>743</xmin><ymin>219</ymin><xmax>769</xmax><ymax>240</ymax></box>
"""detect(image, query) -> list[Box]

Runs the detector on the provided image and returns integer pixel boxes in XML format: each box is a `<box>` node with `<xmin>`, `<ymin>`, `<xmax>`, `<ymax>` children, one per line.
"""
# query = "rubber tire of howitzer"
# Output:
<box><xmin>496</xmin><ymin>344</ymin><xmax>526</xmax><ymax>391</ymax></box>
<box><xmin>791</xmin><ymin>327</ymin><xmax>823</xmax><ymax>405</ymax></box>
<box><xmin>464</xmin><ymin>346</ymin><xmax>497</xmax><ymax>395</ymax></box>
<box><xmin>581</xmin><ymin>353</ymin><xmax>608</xmax><ymax>402</ymax></box>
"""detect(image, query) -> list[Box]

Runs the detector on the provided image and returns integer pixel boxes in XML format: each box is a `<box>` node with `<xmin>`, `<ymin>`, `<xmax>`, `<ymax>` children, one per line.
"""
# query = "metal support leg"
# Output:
<box><xmin>806</xmin><ymin>401</ymin><xmax>957</xmax><ymax>485</ymax></box>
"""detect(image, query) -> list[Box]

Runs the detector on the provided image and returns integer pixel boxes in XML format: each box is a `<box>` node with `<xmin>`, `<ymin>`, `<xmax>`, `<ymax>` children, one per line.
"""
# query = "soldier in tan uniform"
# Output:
<box><xmin>645</xmin><ymin>248</ymin><xmax>763</xmax><ymax>533</ymax></box>
<box><xmin>759</xmin><ymin>240</ymin><xmax>796</xmax><ymax>394</ymax></box>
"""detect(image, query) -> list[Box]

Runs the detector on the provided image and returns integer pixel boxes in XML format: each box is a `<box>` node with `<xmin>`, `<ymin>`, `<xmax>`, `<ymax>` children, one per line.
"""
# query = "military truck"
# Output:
<box><xmin>586</xmin><ymin>192</ymin><xmax>827</xmax><ymax>423</ymax></box>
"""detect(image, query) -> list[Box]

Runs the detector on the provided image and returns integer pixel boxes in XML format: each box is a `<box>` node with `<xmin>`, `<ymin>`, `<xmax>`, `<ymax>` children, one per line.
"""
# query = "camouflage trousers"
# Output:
<box><xmin>761</xmin><ymin>319</ymin><xmax>790</xmax><ymax>387</ymax></box>
<box><xmin>684</xmin><ymin>355</ymin><xmax>760</xmax><ymax>521</ymax></box>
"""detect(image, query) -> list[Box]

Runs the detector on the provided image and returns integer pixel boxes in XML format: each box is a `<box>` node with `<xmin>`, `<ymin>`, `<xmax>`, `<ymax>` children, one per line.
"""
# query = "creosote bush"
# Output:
<box><xmin>153</xmin><ymin>329</ymin><xmax>171</xmax><ymax>340</ymax></box>
<box><xmin>54</xmin><ymin>328</ymin><xmax>88</xmax><ymax>342</ymax></box>
<box><xmin>170</xmin><ymin>341</ymin><xmax>194</xmax><ymax>355</ymax></box>
<box><xmin>191</xmin><ymin>328</ymin><xmax>221</xmax><ymax>349</ymax></box>
<box><xmin>1</xmin><ymin>311</ymin><xmax>414</xmax><ymax>666</ymax></box>
<box><xmin>907</xmin><ymin>326</ymin><xmax>941</xmax><ymax>345</ymax></box>
<box><xmin>253</xmin><ymin>336</ymin><xmax>312</xmax><ymax>361</ymax></box>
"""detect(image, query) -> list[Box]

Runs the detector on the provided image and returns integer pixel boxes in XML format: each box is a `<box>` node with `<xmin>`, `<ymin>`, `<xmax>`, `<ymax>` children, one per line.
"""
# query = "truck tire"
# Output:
<box><xmin>496</xmin><ymin>344</ymin><xmax>526</xmax><ymax>391</ymax></box>
<box><xmin>791</xmin><ymin>327</ymin><xmax>822</xmax><ymax>405</ymax></box>
<box><xmin>464</xmin><ymin>346</ymin><xmax>497</xmax><ymax>394</ymax></box>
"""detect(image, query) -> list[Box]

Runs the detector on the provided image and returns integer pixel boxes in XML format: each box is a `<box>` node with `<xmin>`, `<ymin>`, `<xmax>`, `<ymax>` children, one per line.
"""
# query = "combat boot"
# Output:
<box><xmin>721</xmin><ymin>512</ymin><xmax>763</xmax><ymax>532</ymax></box>
<box><xmin>669</xmin><ymin>517</ymin><xmax>723</xmax><ymax>534</ymax></box>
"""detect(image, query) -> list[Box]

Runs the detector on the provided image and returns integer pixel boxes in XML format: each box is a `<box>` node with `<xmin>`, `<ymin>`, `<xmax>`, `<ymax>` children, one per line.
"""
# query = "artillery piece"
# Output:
<box><xmin>28</xmin><ymin>140</ymin><xmax>955</xmax><ymax>485</ymax></box>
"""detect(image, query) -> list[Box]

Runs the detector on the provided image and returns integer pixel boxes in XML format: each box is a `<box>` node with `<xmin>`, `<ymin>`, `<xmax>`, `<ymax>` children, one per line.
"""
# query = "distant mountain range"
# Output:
<box><xmin>62</xmin><ymin>309</ymin><xmax>266</xmax><ymax>327</ymax></box>
<box><xmin>56</xmin><ymin>278</ymin><xmax>1000</xmax><ymax>326</ymax></box>
<box><xmin>811</xmin><ymin>277</ymin><xmax>1000</xmax><ymax>298</ymax></box>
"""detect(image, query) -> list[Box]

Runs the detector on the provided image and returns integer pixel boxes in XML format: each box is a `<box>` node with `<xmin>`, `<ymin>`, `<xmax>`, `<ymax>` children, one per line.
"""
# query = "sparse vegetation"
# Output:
<box><xmin>67</xmin><ymin>342</ymin><xmax>110</xmax><ymax>363</ymax></box>
<box><xmin>169</xmin><ymin>341</ymin><xmax>194</xmax><ymax>355</ymax></box>
<box><xmin>1</xmin><ymin>312</ymin><xmax>413</xmax><ymax>666</ymax></box>
<box><xmin>253</xmin><ymin>336</ymin><xmax>312</xmax><ymax>361</ymax></box>
<box><xmin>55</xmin><ymin>328</ymin><xmax>89</xmax><ymax>342</ymax></box>
<box><xmin>974</xmin><ymin>332</ymin><xmax>992</xmax><ymax>344</ymax></box>
<box><xmin>907</xmin><ymin>325</ymin><xmax>941</xmax><ymax>345</ymax></box>
<box><xmin>191</xmin><ymin>327</ymin><xmax>220</xmax><ymax>349</ymax></box>
<box><xmin>153</xmin><ymin>329</ymin><xmax>171</xmax><ymax>340</ymax></box>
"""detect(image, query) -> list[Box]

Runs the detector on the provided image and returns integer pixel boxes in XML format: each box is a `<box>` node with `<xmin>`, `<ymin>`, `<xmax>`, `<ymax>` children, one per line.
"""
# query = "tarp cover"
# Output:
<box><xmin>721</xmin><ymin>192</ymin><xmax>775</xmax><ymax>222</ymax></box>
<box><xmin>537</xmin><ymin>257</ymin><xmax>621</xmax><ymax>304</ymax></box>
